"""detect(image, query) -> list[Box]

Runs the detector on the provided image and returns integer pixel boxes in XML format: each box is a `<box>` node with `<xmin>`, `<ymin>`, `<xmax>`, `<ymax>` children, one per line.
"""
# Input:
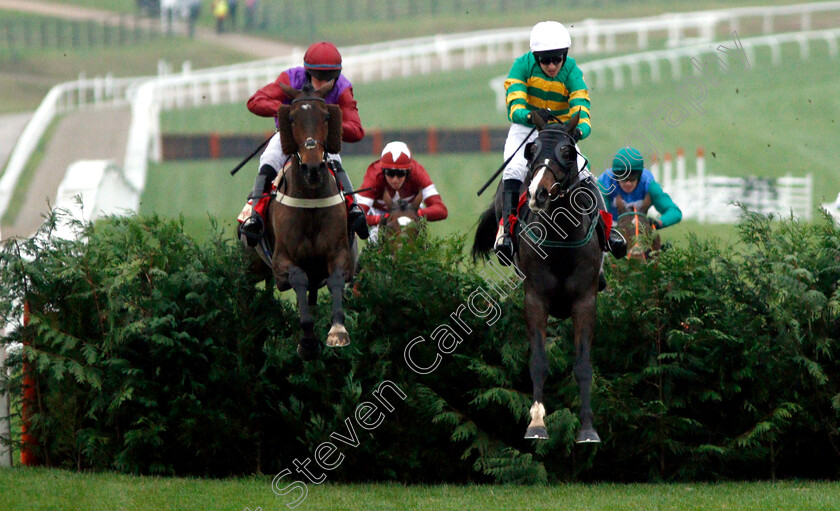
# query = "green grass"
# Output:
<box><xmin>45</xmin><ymin>0</ymin><xmax>825</xmax><ymax>46</ymax></box>
<box><xmin>142</xmin><ymin>152</ymin><xmax>501</xmax><ymax>243</ymax></box>
<box><xmin>1</xmin><ymin>467</ymin><xmax>838</xmax><ymax>511</ymax></box>
<box><xmin>0</xmin><ymin>11</ymin><xmax>253</xmax><ymax>113</ymax></box>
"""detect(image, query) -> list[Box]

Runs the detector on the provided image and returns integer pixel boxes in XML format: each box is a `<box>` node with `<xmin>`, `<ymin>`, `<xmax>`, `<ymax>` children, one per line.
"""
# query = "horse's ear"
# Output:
<box><xmin>615</xmin><ymin>195</ymin><xmax>627</xmax><ymax>213</ymax></box>
<box><xmin>277</xmin><ymin>105</ymin><xmax>297</xmax><ymax>154</ymax></box>
<box><xmin>411</xmin><ymin>191</ymin><xmax>423</xmax><ymax>210</ymax></box>
<box><xmin>316</xmin><ymin>80</ymin><xmax>335</xmax><ymax>97</ymax></box>
<box><xmin>325</xmin><ymin>105</ymin><xmax>342</xmax><ymax>154</ymax></box>
<box><xmin>642</xmin><ymin>193</ymin><xmax>652</xmax><ymax>213</ymax></box>
<box><xmin>567</xmin><ymin>110</ymin><xmax>581</xmax><ymax>132</ymax></box>
<box><xmin>383</xmin><ymin>190</ymin><xmax>393</xmax><ymax>210</ymax></box>
<box><xmin>278</xmin><ymin>82</ymin><xmax>300</xmax><ymax>100</ymax></box>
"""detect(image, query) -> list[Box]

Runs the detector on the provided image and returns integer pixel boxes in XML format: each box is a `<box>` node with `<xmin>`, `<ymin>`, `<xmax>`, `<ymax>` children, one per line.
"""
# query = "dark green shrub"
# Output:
<box><xmin>1</xmin><ymin>208</ymin><xmax>838</xmax><ymax>482</ymax></box>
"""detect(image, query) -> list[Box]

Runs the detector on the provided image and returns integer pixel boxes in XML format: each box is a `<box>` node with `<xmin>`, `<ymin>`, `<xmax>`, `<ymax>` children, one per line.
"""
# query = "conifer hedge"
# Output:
<box><xmin>1</xmin><ymin>208</ymin><xmax>838</xmax><ymax>482</ymax></box>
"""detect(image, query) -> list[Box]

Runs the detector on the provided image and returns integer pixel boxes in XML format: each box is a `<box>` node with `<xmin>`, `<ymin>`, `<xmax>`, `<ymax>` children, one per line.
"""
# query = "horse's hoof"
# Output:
<box><xmin>524</xmin><ymin>426</ymin><xmax>548</xmax><ymax>440</ymax></box>
<box><xmin>297</xmin><ymin>337</ymin><xmax>321</xmax><ymax>361</ymax></box>
<box><xmin>575</xmin><ymin>429</ymin><xmax>601</xmax><ymax>443</ymax></box>
<box><xmin>325</xmin><ymin>325</ymin><xmax>350</xmax><ymax>348</ymax></box>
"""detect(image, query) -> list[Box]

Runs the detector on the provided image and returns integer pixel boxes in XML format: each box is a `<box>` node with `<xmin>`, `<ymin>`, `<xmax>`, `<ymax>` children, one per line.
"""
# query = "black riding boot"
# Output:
<box><xmin>240</xmin><ymin>164</ymin><xmax>276</xmax><ymax>247</ymax></box>
<box><xmin>494</xmin><ymin>179</ymin><xmax>521</xmax><ymax>266</ymax></box>
<box><xmin>608</xmin><ymin>229</ymin><xmax>628</xmax><ymax>259</ymax></box>
<box><xmin>332</xmin><ymin>160</ymin><xmax>369</xmax><ymax>240</ymax></box>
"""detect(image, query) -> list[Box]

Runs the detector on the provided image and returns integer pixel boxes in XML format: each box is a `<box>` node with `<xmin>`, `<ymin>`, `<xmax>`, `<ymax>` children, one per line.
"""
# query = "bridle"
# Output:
<box><xmin>617</xmin><ymin>207</ymin><xmax>650</xmax><ymax>260</ymax></box>
<box><xmin>528</xmin><ymin>129</ymin><xmax>587</xmax><ymax>199</ymax></box>
<box><xmin>274</xmin><ymin>95</ymin><xmax>343</xmax><ymax>209</ymax></box>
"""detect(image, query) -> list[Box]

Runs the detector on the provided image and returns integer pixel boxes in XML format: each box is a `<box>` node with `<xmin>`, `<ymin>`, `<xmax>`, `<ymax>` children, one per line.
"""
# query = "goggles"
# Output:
<box><xmin>537</xmin><ymin>54</ymin><xmax>565</xmax><ymax>65</ymax></box>
<box><xmin>383</xmin><ymin>168</ymin><xmax>408</xmax><ymax>178</ymax></box>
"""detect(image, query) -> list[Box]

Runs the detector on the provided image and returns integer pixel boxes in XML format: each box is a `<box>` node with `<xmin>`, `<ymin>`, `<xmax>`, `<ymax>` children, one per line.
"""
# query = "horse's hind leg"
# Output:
<box><xmin>572</xmin><ymin>295</ymin><xmax>600</xmax><ymax>443</ymax></box>
<box><xmin>324</xmin><ymin>267</ymin><xmax>350</xmax><ymax>348</ymax></box>
<box><xmin>288</xmin><ymin>266</ymin><xmax>320</xmax><ymax>360</ymax></box>
<box><xmin>524</xmin><ymin>290</ymin><xmax>550</xmax><ymax>440</ymax></box>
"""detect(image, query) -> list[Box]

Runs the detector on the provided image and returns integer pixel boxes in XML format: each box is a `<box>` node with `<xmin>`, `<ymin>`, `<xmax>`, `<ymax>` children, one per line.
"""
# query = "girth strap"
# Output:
<box><xmin>275</xmin><ymin>192</ymin><xmax>344</xmax><ymax>208</ymax></box>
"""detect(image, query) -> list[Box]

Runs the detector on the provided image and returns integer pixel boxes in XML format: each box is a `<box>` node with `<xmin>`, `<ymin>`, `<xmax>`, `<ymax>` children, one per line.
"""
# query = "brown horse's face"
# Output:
<box><xmin>615</xmin><ymin>198</ymin><xmax>661</xmax><ymax>261</ymax></box>
<box><xmin>276</xmin><ymin>82</ymin><xmax>342</xmax><ymax>191</ymax></box>
<box><xmin>381</xmin><ymin>191</ymin><xmax>423</xmax><ymax>237</ymax></box>
<box><xmin>525</xmin><ymin>127</ymin><xmax>579</xmax><ymax>213</ymax></box>
<box><xmin>290</xmin><ymin>102</ymin><xmax>330</xmax><ymax>189</ymax></box>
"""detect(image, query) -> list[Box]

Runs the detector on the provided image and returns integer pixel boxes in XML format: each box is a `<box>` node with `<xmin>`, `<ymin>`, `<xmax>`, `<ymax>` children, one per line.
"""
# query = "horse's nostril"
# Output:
<box><xmin>536</xmin><ymin>189</ymin><xmax>549</xmax><ymax>204</ymax></box>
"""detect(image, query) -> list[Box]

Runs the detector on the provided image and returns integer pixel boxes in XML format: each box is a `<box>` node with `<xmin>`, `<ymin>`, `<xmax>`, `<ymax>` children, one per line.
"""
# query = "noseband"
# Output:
<box><xmin>296</xmin><ymin>136</ymin><xmax>326</xmax><ymax>163</ymax></box>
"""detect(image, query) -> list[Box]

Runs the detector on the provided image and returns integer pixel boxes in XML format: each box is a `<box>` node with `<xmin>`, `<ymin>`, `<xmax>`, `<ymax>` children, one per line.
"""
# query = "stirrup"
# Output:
<box><xmin>493</xmin><ymin>224</ymin><xmax>514</xmax><ymax>266</ymax></box>
<box><xmin>608</xmin><ymin>231</ymin><xmax>627</xmax><ymax>259</ymax></box>
<box><xmin>240</xmin><ymin>214</ymin><xmax>264</xmax><ymax>247</ymax></box>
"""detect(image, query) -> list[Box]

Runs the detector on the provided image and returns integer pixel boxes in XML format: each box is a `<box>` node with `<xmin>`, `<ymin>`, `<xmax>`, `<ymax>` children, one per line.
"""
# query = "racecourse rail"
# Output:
<box><xmin>1</xmin><ymin>2</ymin><xmax>838</xmax><ymax>229</ymax></box>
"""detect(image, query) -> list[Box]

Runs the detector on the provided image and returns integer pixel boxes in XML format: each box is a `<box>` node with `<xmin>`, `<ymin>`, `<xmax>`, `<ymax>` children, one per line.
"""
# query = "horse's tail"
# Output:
<box><xmin>472</xmin><ymin>203</ymin><xmax>498</xmax><ymax>262</ymax></box>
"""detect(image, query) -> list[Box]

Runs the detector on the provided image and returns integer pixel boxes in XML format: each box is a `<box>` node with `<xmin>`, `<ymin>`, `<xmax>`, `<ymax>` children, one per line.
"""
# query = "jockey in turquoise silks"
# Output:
<box><xmin>598</xmin><ymin>147</ymin><xmax>683</xmax><ymax>229</ymax></box>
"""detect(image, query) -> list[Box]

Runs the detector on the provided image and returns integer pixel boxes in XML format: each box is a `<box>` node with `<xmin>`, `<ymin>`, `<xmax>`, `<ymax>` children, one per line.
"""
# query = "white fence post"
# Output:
<box><xmin>696</xmin><ymin>148</ymin><xmax>706</xmax><ymax>223</ymax></box>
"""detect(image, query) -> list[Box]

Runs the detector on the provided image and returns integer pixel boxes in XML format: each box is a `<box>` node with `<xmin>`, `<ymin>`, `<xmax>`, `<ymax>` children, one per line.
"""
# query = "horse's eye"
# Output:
<box><xmin>555</xmin><ymin>145</ymin><xmax>575</xmax><ymax>166</ymax></box>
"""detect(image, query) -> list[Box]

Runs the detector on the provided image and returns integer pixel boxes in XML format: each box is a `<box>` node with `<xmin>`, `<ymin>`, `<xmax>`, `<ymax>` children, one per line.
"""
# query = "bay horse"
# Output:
<box><xmin>614</xmin><ymin>195</ymin><xmax>661</xmax><ymax>261</ymax></box>
<box><xmin>472</xmin><ymin>118</ymin><xmax>602</xmax><ymax>443</ymax></box>
<box><xmin>378</xmin><ymin>190</ymin><xmax>423</xmax><ymax>238</ymax></box>
<box><xmin>247</xmin><ymin>82</ymin><xmax>354</xmax><ymax>361</ymax></box>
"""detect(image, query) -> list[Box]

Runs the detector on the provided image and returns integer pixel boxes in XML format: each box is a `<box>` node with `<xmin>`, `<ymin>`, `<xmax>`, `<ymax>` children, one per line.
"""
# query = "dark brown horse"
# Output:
<box><xmin>614</xmin><ymin>195</ymin><xmax>661</xmax><ymax>261</ymax></box>
<box><xmin>247</xmin><ymin>82</ymin><xmax>354</xmax><ymax>360</ymax></box>
<box><xmin>473</xmin><ymin>117</ymin><xmax>602</xmax><ymax>443</ymax></box>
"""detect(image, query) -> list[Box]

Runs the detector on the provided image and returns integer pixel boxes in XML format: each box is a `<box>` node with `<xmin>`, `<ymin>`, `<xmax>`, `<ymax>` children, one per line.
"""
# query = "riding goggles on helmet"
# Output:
<box><xmin>383</xmin><ymin>168</ymin><xmax>408</xmax><ymax>178</ymax></box>
<box><xmin>534</xmin><ymin>49</ymin><xmax>568</xmax><ymax>66</ymax></box>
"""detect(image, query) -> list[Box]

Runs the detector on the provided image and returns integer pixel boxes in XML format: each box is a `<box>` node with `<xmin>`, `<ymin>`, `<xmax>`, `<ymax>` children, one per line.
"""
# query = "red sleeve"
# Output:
<box><xmin>418</xmin><ymin>195</ymin><xmax>448</xmax><ymax>222</ymax></box>
<box><xmin>246</xmin><ymin>72</ymin><xmax>291</xmax><ymax>118</ymax></box>
<box><xmin>357</xmin><ymin>161</ymin><xmax>384</xmax><ymax>217</ymax></box>
<box><xmin>337</xmin><ymin>87</ymin><xmax>365</xmax><ymax>143</ymax></box>
<box><xmin>411</xmin><ymin>163</ymin><xmax>447</xmax><ymax>221</ymax></box>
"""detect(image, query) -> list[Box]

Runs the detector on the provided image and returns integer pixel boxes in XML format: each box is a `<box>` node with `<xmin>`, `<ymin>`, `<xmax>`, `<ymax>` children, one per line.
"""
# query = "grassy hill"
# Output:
<box><xmin>46</xmin><ymin>0</ymin><xmax>826</xmax><ymax>45</ymax></box>
<box><xmin>146</xmin><ymin>41</ymin><xmax>838</xmax><ymax>246</ymax></box>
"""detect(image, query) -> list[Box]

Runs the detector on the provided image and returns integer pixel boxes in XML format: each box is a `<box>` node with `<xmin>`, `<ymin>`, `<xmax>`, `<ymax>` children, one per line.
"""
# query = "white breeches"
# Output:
<box><xmin>501</xmin><ymin>123</ymin><xmax>588</xmax><ymax>182</ymax></box>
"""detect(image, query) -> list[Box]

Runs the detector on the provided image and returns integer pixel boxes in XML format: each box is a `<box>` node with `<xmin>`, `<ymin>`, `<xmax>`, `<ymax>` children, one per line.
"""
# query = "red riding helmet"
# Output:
<box><xmin>304</xmin><ymin>42</ymin><xmax>342</xmax><ymax>82</ymax></box>
<box><xmin>380</xmin><ymin>141</ymin><xmax>413</xmax><ymax>170</ymax></box>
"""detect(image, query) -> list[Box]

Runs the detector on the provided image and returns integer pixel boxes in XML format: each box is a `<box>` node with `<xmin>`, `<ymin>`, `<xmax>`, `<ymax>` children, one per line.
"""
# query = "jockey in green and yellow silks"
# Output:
<box><xmin>494</xmin><ymin>21</ymin><xmax>626</xmax><ymax>280</ymax></box>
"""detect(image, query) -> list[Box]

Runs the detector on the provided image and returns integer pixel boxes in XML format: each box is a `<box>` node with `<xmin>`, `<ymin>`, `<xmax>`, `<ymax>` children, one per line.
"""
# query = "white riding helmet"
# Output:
<box><xmin>529</xmin><ymin>21</ymin><xmax>571</xmax><ymax>53</ymax></box>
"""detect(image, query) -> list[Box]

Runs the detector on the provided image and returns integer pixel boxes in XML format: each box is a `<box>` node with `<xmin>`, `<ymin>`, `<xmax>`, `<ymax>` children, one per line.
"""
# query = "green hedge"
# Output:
<box><xmin>1</xmin><ymin>208</ymin><xmax>839</xmax><ymax>482</ymax></box>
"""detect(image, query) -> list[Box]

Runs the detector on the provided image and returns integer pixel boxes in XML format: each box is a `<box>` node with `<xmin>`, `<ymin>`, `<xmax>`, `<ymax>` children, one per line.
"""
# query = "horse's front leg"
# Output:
<box><xmin>324</xmin><ymin>255</ymin><xmax>351</xmax><ymax>348</ymax></box>
<box><xmin>524</xmin><ymin>287</ymin><xmax>550</xmax><ymax>440</ymax></box>
<box><xmin>572</xmin><ymin>294</ymin><xmax>600</xmax><ymax>443</ymax></box>
<box><xmin>287</xmin><ymin>265</ymin><xmax>321</xmax><ymax>360</ymax></box>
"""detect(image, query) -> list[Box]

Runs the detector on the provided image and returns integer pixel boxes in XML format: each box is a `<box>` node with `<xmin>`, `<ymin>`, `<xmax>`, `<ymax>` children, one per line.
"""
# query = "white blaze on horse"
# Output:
<box><xmin>242</xmin><ymin>82</ymin><xmax>356</xmax><ymax>360</ymax></box>
<box><xmin>473</xmin><ymin>115</ymin><xmax>602</xmax><ymax>443</ymax></box>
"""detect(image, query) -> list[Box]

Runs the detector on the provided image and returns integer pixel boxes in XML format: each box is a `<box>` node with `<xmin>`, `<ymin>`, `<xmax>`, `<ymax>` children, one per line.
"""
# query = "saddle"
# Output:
<box><xmin>243</xmin><ymin>162</ymin><xmax>349</xmax><ymax>267</ymax></box>
<box><xmin>508</xmin><ymin>184</ymin><xmax>614</xmax><ymax>253</ymax></box>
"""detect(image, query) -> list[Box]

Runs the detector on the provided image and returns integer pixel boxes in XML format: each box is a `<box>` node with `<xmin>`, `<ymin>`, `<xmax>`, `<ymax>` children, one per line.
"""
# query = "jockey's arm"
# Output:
<box><xmin>418</xmin><ymin>194</ymin><xmax>448</xmax><ymax>221</ymax></box>
<box><xmin>648</xmin><ymin>182</ymin><xmax>682</xmax><ymax>228</ymax></box>
<box><xmin>356</xmin><ymin>163</ymin><xmax>381</xmax><ymax>224</ymax></box>
<box><xmin>246</xmin><ymin>72</ymin><xmax>292</xmax><ymax>117</ymax></box>
<box><xmin>336</xmin><ymin>87</ymin><xmax>365</xmax><ymax>143</ymax></box>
